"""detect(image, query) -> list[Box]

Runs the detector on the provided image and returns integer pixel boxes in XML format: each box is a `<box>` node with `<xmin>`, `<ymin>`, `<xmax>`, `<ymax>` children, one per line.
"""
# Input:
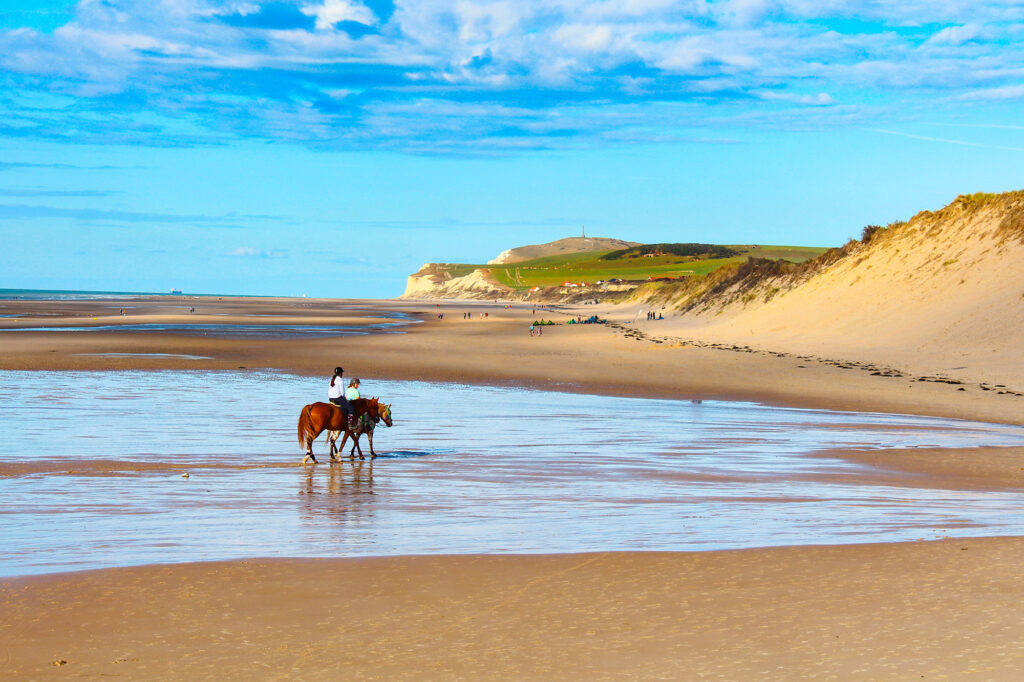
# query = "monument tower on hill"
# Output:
<box><xmin>581</xmin><ymin>225</ymin><xmax>585</xmax><ymax>238</ymax></box>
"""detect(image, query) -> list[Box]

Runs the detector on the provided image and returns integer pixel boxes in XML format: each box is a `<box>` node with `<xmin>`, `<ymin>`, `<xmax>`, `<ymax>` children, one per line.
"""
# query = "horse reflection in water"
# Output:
<box><xmin>297</xmin><ymin>398</ymin><xmax>394</xmax><ymax>463</ymax></box>
<box><xmin>300</xmin><ymin>460</ymin><xmax>374</xmax><ymax>525</ymax></box>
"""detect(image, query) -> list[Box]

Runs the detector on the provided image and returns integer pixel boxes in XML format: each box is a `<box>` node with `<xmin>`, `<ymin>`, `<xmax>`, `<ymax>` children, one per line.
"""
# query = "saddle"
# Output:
<box><xmin>329</xmin><ymin>402</ymin><xmax>357</xmax><ymax>427</ymax></box>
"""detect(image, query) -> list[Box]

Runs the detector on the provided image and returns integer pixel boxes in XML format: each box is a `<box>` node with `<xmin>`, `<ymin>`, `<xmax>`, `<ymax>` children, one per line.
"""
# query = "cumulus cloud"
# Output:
<box><xmin>0</xmin><ymin>1</ymin><xmax>1021</xmax><ymax>152</ymax></box>
<box><xmin>301</xmin><ymin>0</ymin><xmax>376</xmax><ymax>30</ymax></box>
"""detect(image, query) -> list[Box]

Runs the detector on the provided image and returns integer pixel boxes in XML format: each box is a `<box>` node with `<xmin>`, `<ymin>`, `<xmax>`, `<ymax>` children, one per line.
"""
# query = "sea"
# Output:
<box><xmin>0</xmin><ymin>288</ymin><xmax>223</xmax><ymax>300</ymax></box>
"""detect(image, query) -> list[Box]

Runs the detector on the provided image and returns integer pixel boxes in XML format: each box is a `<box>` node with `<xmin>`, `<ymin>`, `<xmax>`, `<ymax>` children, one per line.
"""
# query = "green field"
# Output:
<box><xmin>449</xmin><ymin>245</ymin><xmax>827</xmax><ymax>290</ymax></box>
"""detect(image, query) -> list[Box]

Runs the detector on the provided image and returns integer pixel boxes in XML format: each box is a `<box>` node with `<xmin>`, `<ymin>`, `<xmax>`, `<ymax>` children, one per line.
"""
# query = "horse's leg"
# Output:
<box><xmin>367</xmin><ymin>430</ymin><xmax>376</xmax><ymax>458</ymax></box>
<box><xmin>302</xmin><ymin>426</ymin><xmax>322</xmax><ymax>464</ymax></box>
<box><xmin>351</xmin><ymin>432</ymin><xmax>364</xmax><ymax>460</ymax></box>
<box><xmin>328</xmin><ymin>430</ymin><xmax>340</xmax><ymax>462</ymax></box>
<box><xmin>338</xmin><ymin>430</ymin><xmax>353</xmax><ymax>460</ymax></box>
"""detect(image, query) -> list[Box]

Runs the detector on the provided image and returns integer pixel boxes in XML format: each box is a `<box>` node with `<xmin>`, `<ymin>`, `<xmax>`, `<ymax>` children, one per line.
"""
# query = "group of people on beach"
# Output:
<box><xmin>327</xmin><ymin>366</ymin><xmax>361</xmax><ymax>426</ymax></box>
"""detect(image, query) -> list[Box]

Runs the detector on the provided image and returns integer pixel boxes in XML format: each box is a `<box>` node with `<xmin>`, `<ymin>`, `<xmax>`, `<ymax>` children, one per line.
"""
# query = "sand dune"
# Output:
<box><xmin>651</xmin><ymin>192</ymin><xmax>1024</xmax><ymax>388</ymax></box>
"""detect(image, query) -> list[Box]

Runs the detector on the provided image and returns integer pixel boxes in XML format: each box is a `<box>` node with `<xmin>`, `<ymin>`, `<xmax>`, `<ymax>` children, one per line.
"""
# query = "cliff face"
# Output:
<box><xmin>488</xmin><ymin>237</ymin><xmax>638</xmax><ymax>264</ymax></box>
<box><xmin>401</xmin><ymin>265</ymin><xmax>510</xmax><ymax>299</ymax></box>
<box><xmin>402</xmin><ymin>235</ymin><xmax>638</xmax><ymax>299</ymax></box>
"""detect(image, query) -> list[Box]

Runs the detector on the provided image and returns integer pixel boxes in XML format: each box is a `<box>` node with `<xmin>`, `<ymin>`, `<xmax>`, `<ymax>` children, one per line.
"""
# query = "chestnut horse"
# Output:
<box><xmin>297</xmin><ymin>398</ymin><xmax>393</xmax><ymax>463</ymax></box>
<box><xmin>332</xmin><ymin>400</ymin><xmax>393</xmax><ymax>461</ymax></box>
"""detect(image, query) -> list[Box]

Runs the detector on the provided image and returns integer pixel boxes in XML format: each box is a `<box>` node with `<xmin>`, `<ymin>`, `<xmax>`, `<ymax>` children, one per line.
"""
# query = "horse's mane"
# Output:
<box><xmin>352</xmin><ymin>396</ymin><xmax>379</xmax><ymax>420</ymax></box>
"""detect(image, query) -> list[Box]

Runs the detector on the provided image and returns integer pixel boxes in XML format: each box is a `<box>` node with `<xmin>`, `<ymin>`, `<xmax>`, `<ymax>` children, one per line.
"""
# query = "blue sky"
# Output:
<box><xmin>2</xmin><ymin>1</ymin><xmax>1023</xmax><ymax>297</ymax></box>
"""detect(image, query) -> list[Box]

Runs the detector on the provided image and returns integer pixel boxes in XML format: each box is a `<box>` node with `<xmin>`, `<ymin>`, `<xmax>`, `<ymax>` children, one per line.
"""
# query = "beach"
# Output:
<box><xmin>6</xmin><ymin>538</ymin><xmax>1024</xmax><ymax>680</ymax></box>
<box><xmin>2</xmin><ymin>294</ymin><xmax>1023</xmax><ymax>679</ymax></box>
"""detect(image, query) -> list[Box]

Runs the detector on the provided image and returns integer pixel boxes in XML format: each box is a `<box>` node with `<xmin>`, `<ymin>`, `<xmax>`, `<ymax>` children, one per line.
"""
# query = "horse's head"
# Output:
<box><xmin>379</xmin><ymin>402</ymin><xmax>393</xmax><ymax>427</ymax></box>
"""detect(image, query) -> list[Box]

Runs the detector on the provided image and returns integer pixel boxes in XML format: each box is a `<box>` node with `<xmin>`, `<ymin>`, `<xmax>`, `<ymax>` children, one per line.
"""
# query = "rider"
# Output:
<box><xmin>328</xmin><ymin>366</ymin><xmax>352</xmax><ymax>425</ymax></box>
<box><xmin>345</xmin><ymin>378</ymin><xmax>361</xmax><ymax>426</ymax></box>
<box><xmin>346</xmin><ymin>378</ymin><xmax>361</xmax><ymax>401</ymax></box>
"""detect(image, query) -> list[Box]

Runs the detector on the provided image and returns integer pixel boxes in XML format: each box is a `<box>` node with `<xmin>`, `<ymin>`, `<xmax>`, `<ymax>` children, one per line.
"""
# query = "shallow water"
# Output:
<box><xmin>72</xmin><ymin>353</ymin><xmax>213</xmax><ymax>360</ymax></box>
<box><xmin>2</xmin><ymin>322</ymin><xmax>408</xmax><ymax>337</ymax></box>
<box><xmin>1</xmin><ymin>370</ymin><xmax>1023</xmax><ymax>576</ymax></box>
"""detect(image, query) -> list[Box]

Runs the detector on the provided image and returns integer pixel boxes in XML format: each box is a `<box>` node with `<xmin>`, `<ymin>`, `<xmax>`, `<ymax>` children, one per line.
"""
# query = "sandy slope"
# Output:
<box><xmin>639</xmin><ymin>193</ymin><xmax>1024</xmax><ymax>388</ymax></box>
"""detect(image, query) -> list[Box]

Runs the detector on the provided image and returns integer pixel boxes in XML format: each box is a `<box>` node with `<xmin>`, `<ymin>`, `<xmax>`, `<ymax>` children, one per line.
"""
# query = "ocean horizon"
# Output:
<box><xmin>0</xmin><ymin>288</ymin><xmax>277</xmax><ymax>301</ymax></box>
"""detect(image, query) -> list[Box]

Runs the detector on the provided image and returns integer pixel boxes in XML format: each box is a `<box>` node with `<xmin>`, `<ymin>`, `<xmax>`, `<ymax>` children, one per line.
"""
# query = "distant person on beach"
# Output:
<box><xmin>328</xmin><ymin>366</ymin><xmax>352</xmax><ymax>425</ymax></box>
<box><xmin>530</xmin><ymin>324</ymin><xmax>535</xmax><ymax>336</ymax></box>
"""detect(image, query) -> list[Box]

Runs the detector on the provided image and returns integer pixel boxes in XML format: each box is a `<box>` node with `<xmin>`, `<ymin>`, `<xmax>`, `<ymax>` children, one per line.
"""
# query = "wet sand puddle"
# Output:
<box><xmin>2</xmin><ymin>370</ymin><xmax>1023</xmax><ymax>576</ymax></box>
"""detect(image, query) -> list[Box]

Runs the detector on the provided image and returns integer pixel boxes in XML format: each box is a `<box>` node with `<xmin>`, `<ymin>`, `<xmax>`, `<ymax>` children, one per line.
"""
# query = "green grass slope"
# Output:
<box><xmin>478</xmin><ymin>244</ymin><xmax>827</xmax><ymax>290</ymax></box>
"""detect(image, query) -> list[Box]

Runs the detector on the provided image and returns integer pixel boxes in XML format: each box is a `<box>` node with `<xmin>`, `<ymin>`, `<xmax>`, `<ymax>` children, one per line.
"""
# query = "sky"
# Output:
<box><xmin>1</xmin><ymin>1</ymin><xmax>1023</xmax><ymax>298</ymax></box>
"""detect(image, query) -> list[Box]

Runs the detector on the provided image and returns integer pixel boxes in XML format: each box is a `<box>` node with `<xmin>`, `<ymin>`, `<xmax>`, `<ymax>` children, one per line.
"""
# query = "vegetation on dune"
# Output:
<box><xmin>915</xmin><ymin>190</ymin><xmax>1024</xmax><ymax>243</ymax></box>
<box><xmin>954</xmin><ymin>192</ymin><xmax>997</xmax><ymax>209</ymax></box>
<box><xmin>631</xmin><ymin>188</ymin><xmax>1024</xmax><ymax>312</ymax></box>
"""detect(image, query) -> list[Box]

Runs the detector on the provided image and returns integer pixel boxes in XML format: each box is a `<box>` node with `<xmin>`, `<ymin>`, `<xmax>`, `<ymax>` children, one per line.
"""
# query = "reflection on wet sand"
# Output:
<box><xmin>300</xmin><ymin>461</ymin><xmax>375</xmax><ymax>525</ymax></box>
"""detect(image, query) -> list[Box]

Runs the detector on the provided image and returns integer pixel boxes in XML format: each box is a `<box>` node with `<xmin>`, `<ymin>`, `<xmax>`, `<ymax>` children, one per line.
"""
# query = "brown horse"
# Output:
<box><xmin>333</xmin><ymin>399</ymin><xmax>393</xmax><ymax>460</ymax></box>
<box><xmin>297</xmin><ymin>398</ymin><xmax>393</xmax><ymax>463</ymax></box>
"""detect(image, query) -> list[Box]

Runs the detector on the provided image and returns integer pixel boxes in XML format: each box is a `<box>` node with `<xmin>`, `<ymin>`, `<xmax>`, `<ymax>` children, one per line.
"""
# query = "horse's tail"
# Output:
<box><xmin>298</xmin><ymin>404</ymin><xmax>314</xmax><ymax>450</ymax></box>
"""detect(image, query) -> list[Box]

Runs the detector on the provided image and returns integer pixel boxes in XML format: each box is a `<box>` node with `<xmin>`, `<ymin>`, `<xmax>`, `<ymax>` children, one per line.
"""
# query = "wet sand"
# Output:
<box><xmin>4</xmin><ymin>538</ymin><xmax>1024</xmax><ymax>679</ymax></box>
<box><xmin>2</xmin><ymin>295</ymin><xmax>1023</xmax><ymax>678</ymax></box>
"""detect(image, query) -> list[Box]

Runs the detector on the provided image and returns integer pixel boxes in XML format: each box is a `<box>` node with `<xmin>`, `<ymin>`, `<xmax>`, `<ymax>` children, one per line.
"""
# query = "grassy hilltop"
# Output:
<box><xmin>424</xmin><ymin>244</ymin><xmax>826</xmax><ymax>292</ymax></box>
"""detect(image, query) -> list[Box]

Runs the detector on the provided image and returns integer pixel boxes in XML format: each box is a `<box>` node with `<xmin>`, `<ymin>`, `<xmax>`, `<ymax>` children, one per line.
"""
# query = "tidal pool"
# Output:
<box><xmin>1</xmin><ymin>370</ymin><xmax>1023</xmax><ymax>576</ymax></box>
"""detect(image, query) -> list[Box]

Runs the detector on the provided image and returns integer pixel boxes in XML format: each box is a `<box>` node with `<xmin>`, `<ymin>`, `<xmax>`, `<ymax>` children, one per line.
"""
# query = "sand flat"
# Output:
<box><xmin>3</xmin><ymin>538</ymin><xmax>1024</xmax><ymax>679</ymax></box>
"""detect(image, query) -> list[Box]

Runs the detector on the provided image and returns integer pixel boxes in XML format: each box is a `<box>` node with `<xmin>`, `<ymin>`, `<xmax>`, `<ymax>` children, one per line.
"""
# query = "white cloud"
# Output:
<box><xmin>954</xmin><ymin>83</ymin><xmax>1024</xmax><ymax>101</ymax></box>
<box><xmin>874</xmin><ymin>128</ymin><xmax>1024</xmax><ymax>152</ymax></box>
<box><xmin>301</xmin><ymin>1</ymin><xmax>376</xmax><ymax>30</ymax></box>
<box><xmin>454</xmin><ymin>1</ymin><xmax>523</xmax><ymax>43</ymax></box>
<box><xmin>1</xmin><ymin>0</ymin><xmax>1023</xmax><ymax>152</ymax></box>
<box><xmin>926</xmin><ymin>23</ymin><xmax>987</xmax><ymax>46</ymax></box>
<box><xmin>759</xmin><ymin>90</ymin><xmax>835</xmax><ymax>105</ymax></box>
<box><xmin>227</xmin><ymin>247</ymin><xmax>288</xmax><ymax>258</ymax></box>
<box><xmin>553</xmin><ymin>24</ymin><xmax>615</xmax><ymax>51</ymax></box>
